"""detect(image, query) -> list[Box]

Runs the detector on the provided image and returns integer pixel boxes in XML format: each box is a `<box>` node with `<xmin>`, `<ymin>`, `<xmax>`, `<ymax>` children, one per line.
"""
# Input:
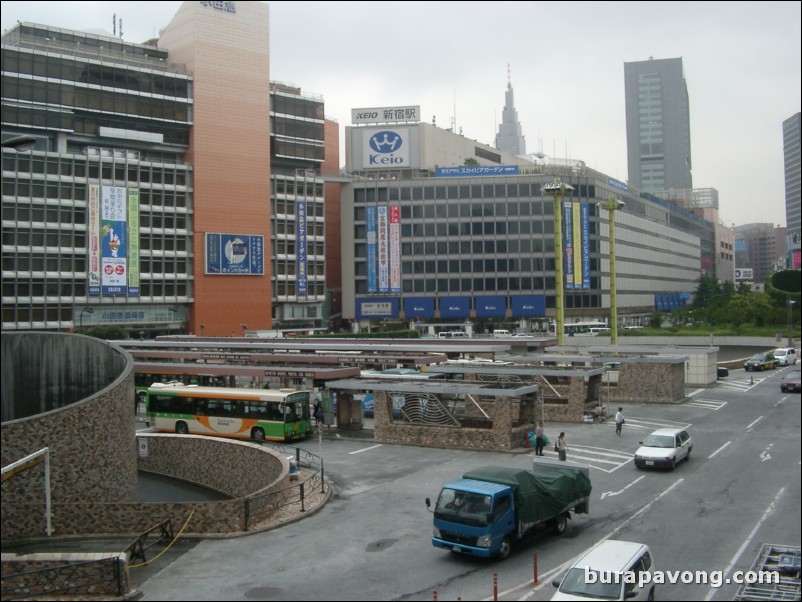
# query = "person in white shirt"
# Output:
<box><xmin>615</xmin><ymin>407</ymin><xmax>624</xmax><ymax>436</ymax></box>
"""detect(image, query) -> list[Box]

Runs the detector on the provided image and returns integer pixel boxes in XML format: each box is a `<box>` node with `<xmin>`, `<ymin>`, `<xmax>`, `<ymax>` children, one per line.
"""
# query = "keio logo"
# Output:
<box><xmin>368</xmin><ymin>131</ymin><xmax>404</xmax><ymax>165</ymax></box>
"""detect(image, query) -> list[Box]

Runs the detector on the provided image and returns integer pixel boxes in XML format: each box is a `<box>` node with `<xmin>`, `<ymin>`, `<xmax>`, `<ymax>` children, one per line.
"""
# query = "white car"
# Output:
<box><xmin>551</xmin><ymin>539</ymin><xmax>656</xmax><ymax>601</ymax></box>
<box><xmin>774</xmin><ymin>348</ymin><xmax>798</xmax><ymax>366</ymax></box>
<box><xmin>634</xmin><ymin>428</ymin><xmax>692</xmax><ymax>470</ymax></box>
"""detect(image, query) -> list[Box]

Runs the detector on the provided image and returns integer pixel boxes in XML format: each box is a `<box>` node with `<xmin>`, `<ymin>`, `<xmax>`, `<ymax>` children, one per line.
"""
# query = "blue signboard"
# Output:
<box><xmin>205</xmin><ymin>233</ymin><xmax>264</xmax><ymax>275</ymax></box>
<box><xmin>356</xmin><ymin>297</ymin><xmax>399</xmax><ymax>319</ymax></box>
<box><xmin>403</xmin><ymin>297</ymin><xmax>435</xmax><ymax>318</ymax></box>
<box><xmin>511</xmin><ymin>295</ymin><xmax>546</xmax><ymax>317</ymax></box>
<box><xmin>475</xmin><ymin>295</ymin><xmax>506</xmax><ymax>318</ymax></box>
<box><xmin>439</xmin><ymin>296</ymin><xmax>471</xmax><ymax>318</ymax></box>
<box><xmin>435</xmin><ymin>165</ymin><xmax>520</xmax><ymax>177</ymax></box>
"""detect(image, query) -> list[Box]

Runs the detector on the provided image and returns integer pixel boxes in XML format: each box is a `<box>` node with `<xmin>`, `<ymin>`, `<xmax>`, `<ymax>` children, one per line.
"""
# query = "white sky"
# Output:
<box><xmin>2</xmin><ymin>1</ymin><xmax>800</xmax><ymax>228</ymax></box>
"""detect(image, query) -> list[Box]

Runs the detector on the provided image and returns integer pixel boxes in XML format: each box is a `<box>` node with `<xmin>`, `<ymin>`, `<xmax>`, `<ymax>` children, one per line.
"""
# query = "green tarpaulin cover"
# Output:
<box><xmin>462</xmin><ymin>466</ymin><xmax>591</xmax><ymax>525</ymax></box>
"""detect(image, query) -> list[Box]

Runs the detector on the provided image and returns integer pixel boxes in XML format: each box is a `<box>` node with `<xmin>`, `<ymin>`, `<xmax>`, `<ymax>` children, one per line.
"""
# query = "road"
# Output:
<box><xmin>137</xmin><ymin>364</ymin><xmax>801</xmax><ymax>601</ymax></box>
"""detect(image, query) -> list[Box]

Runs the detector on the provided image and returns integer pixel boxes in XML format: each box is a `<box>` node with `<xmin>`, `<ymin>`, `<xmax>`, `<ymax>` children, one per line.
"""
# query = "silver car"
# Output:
<box><xmin>634</xmin><ymin>428</ymin><xmax>693</xmax><ymax>470</ymax></box>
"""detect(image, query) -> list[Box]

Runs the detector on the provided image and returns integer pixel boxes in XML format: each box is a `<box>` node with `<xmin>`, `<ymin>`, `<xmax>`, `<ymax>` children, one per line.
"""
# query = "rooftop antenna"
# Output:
<box><xmin>113</xmin><ymin>14</ymin><xmax>116</xmax><ymax>37</ymax></box>
<box><xmin>119</xmin><ymin>18</ymin><xmax>123</xmax><ymax>39</ymax></box>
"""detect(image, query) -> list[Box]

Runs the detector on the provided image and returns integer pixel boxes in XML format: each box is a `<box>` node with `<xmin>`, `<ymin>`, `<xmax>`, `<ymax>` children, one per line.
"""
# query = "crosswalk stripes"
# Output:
<box><xmin>686</xmin><ymin>398</ymin><xmax>727</xmax><ymax>410</ymax></box>
<box><xmin>536</xmin><ymin>444</ymin><xmax>633</xmax><ymax>473</ymax></box>
<box><xmin>716</xmin><ymin>377</ymin><xmax>765</xmax><ymax>392</ymax></box>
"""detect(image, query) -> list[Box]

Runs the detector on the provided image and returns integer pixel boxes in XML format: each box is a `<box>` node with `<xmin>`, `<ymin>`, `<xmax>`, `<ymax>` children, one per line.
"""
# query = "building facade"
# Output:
<box><xmin>625</xmin><ymin>57</ymin><xmax>693</xmax><ymax>193</ymax></box>
<box><xmin>2</xmin><ymin>22</ymin><xmax>193</xmax><ymax>333</ymax></box>
<box><xmin>652</xmin><ymin>187</ymin><xmax>734</xmax><ymax>283</ymax></box>
<box><xmin>2</xmin><ymin>3</ymin><xmax>336</xmax><ymax>336</ymax></box>
<box><xmin>734</xmin><ymin>223</ymin><xmax>788</xmax><ymax>285</ymax></box>
<box><xmin>342</xmin><ymin>121</ymin><xmax>704</xmax><ymax>332</ymax></box>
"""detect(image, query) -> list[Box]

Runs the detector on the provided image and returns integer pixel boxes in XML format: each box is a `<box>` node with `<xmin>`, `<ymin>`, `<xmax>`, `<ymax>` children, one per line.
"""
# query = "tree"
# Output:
<box><xmin>464</xmin><ymin>157</ymin><xmax>479</xmax><ymax>166</ymax></box>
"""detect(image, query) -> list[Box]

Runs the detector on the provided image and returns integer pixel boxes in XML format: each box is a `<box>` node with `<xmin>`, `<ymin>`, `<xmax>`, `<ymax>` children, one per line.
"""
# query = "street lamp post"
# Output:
<box><xmin>543</xmin><ymin>181</ymin><xmax>574</xmax><ymax>346</ymax></box>
<box><xmin>597</xmin><ymin>196</ymin><xmax>625</xmax><ymax>345</ymax></box>
<box><xmin>789</xmin><ymin>300</ymin><xmax>797</xmax><ymax>348</ymax></box>
<box><xmin>79</xmin><ymin>307</ymin><xmax>94</xmax><ymax>329</ymax></box>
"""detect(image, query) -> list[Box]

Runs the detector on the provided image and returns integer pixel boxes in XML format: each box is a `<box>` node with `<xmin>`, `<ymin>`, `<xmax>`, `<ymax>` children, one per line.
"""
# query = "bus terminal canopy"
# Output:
<box><xmin>326</xmin><ymin>378</ymin><xmax>540</xmax><ymax>398</ymax></box>
<box><xmin>428</xmin><ymin>364</ymin><xmax>606</xmax><ymax>378</ymax></box>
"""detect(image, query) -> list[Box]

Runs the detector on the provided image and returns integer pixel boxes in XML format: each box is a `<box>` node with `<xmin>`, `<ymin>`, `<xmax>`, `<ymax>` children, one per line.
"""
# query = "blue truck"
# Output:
<box><xmin>426</xmin><ymin>460</ymin><xmax>592</xmax><ymax>560</ymax></box>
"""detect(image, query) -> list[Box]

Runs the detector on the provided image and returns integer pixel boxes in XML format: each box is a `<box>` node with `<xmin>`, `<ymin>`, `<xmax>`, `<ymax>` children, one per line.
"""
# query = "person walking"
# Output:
<box><xmin>615</xmin><ymin>407</ymin><xmax>624</xmax><ymax>436</ymax></box>
<box><xmin>535</xmin><ymin>421</ymin><xmax>545</xmax><ymax>456</ymax></box>
<box><xmin>557</xmin><ymin>432</ymin><xmax>568</xmax><ymax>461</ymax></box>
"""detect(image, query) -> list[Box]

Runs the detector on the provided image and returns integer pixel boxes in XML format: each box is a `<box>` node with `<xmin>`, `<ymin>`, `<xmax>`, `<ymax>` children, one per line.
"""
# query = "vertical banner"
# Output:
<box><xmin>563</xmin><ymin>201</ymin><xmax>574</xmax><ymax>289</ymax></box>
<box><xmin>101</xmin><ymin>185</ymin><xmax>128</xmax><ymax>295</ymax></box>
<box><xmin>366</xmin><ymin>206</ymin><xmax>377</xmax><ymax>293</ymax></box>
<box><xmin>572</xmin><ymin>202</ymin><xmax>583</xmax><ymax>288</ymax></box>
<box><xmin>581</xmin><ymin>203</ymin><xmax>591</xmax><ymax>289</ymax></box>
<box><xmin>127</xmin><ymin>188</ymin><xmax>140</xmax><ymax>296</ymax></box>
<box><xmin>377</xmin><ymin>205</ymin><xmax>389</xmax><ymax>293</ymax></box>
<box><xmin>87</xmin><ymin>184</ymin><xmax>101</xmax><ymax>296</ymax></box>
<box><xmin>296</xmin><ymin>200</ymin><xmax>308</xmax><ymax>295</ymax></box>
<box><xmin>389</xmin><ymin>205</ymin><xmax>401</xmax><ymax>293</ymax></box>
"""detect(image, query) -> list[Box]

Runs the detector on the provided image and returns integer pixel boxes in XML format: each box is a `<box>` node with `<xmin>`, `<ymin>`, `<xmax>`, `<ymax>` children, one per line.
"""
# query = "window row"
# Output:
<box><xmin>2</xmin><ymin>278</ymin><xmax>190</xmax><ymax>298</ymax></box>
<box><xmin>275</xmin><ymin>221</ymin><xmax>325</xmax><ymax>237</ymax></box>
<box><xmin>274</xmin><ymin>261</ymin><xmax>325</xmax><ymax>277</ymax></box>
<box><xmin>274</xmin><ymin>200</ymin><xmax>325</xmax><ymax>218</ymax></box>
<box><xmin>353</xmin><ymin>183</ymin><xmax>596</xmax><ymax>202</ymax></box>
<box><xmin>3</xmin><ymin>76</ymin><xmax>191</xmax><ymax>122</ymax></box>
<box><xmin>274</xmin><ymin>282</ymin><xmax>326</xmax><ymax>298</ymax></box>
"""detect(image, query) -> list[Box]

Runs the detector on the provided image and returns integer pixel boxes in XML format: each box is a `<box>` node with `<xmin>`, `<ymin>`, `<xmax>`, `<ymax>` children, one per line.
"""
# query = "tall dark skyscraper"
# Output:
<box><xmin>624</xmin><ymin>57</ymin><xmax>692</xmax><ymax>192</ymax></box>
<box><xmin>783</xmin><ymin>112</ymin><xmax>801</xmax><ymax>239</ymax></box>
<box><xmin>495</xmin><ymin>66</ymin><xmax>526</xmax><ymax>156</ymax></box>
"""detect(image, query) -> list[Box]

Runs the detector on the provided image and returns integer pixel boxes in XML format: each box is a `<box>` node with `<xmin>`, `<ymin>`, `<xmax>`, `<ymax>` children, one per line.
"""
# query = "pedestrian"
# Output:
<box><xmin>557</xmin><ymin>432</ymin><xmax>568</xmax><ymax>461</ymax></box>
<box><xmin>313</xmin><ymin>398</ymin><xmax>324</xmax><ymax>428</ymax></box>
<box><xmin>615</xmin><ymin>407</ymin><xmax>624</xmax><ymax>436</ymax></box>
<box><xmin>535</xmin><ymin>421</ymin><xmax>545</xmax><ymax>456</ymax></box>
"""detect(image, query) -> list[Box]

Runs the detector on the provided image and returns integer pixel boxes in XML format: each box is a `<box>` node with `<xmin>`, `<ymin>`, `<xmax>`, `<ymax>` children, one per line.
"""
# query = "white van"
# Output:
<box><xmin>551</xmin><ymin>539</ymin><xmax>655</xmax><ymax>601</ymax></box>
<box><xmin>438</xmin><ymin>331</ymin><xmax>469</xmax><ymax>339</ymax></box>
<box><xmin>493</xmin><ymin>329</ymin><xmax>511</xmax><ymax>338</ymax></box>
<box><xmin>774</xmin><ymin>348</ymin><xmax>798</xmax><ymax>366</ymax></box>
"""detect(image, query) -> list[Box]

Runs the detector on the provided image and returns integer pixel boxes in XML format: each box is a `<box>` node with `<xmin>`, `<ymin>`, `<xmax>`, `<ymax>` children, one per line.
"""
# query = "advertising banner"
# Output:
<box><xmin>205</xmin><ymin>233</ymin><xmax>264</xmax><ymax>275</ymax></box>
<box><xmin>366</xmin><ymin>206</ymin><xmax>377</xmax><ymax>293</ymax></box>
<box><xmin>127</xmin><ymin>188</ymin><xmax>140</xmax><ymax>296</ymax></box>
<box><xmin>475</xmin><ymin>295</ymin><xmax>506</xmax><ymax>318</ymax></box>
<box><xmin>101</xmin><ymin>185</ymin><xmax>128</xmax><ymax>295</ymax></box>
<box><xmin>356</xmin><ymin>297</ymin><xmax>399</xmax><ymax>319</ymax></box>
<box><xmin>88</xmin><ymin>184</ymin><xmax>101</xmax><ymax>296</ymax></box>
<box><xmin>563</xmin><ymin>201</ymin><xmax>574</xmax><ymax>289</ymax></box>
<box><xmin>363</xmin><ymin>128</ymin><xmax>409</xmax><ymax>168</ymax></box>
<box><xmin>377</xmin><ymin>205</ymin><xmax>389</xmax><ymax>292</ymax></box>
<box><xmin>390</xmin><ymin>205</ymin><xmax>401</xmax><ymax>293</ymax></box>
<box><xmin>511</xmin><ymin>295</ymin><xmax>546</xmax><ymax>317</ymax></box>
<box><xmin>297</xmin><ymin>200</ymin><xmax>308</xmax><ymax>294</ymax></box>
<box><xmin>440</xmin><ymin>296</ymin><xmax>471</xmax><ymax>318</ymax></box>
<box><xmin>404</xmin><ymin>297</ymin><xmax>435</xmax><ymax>318</ymax></box>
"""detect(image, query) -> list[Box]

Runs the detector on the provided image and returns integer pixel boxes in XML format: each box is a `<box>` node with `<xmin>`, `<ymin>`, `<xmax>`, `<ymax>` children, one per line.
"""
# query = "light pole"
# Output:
<box><xmin>789</xmin><ymin>300</ymin><xmax>797</xmax><ymax>347</ymax></box>
<box><xmin>79</xmin><ymin>307</ymin><xmax>94</xmax><ymax>329</ymax></box>
<box><xmin>543</xmin><ymin>181</ymin><xmax>574</xmax><ymax>346</ymax></box>
<box><xmin>597</xmin><ymin>196</ymin><xmax>625</xmax><ymax>345</ymax></box>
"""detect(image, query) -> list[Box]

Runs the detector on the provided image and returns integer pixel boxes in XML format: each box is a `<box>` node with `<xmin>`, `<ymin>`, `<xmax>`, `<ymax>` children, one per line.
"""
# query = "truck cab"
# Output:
<box><xmin>429</xmin><ymin>479</ymin><xmax>515</xmax><ymax>559</ymax></box>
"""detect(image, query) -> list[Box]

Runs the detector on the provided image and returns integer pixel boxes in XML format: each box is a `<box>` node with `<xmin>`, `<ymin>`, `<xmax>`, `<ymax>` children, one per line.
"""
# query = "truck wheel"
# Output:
<box><xmin>497</xmin><ymin>536</ymin><xmax>512</xmax><ymax>561</ymax></box>
<box><xmin>552</xmin><ymin>514</ymin><xmax>567</xmax><ymax>536</ymax></box>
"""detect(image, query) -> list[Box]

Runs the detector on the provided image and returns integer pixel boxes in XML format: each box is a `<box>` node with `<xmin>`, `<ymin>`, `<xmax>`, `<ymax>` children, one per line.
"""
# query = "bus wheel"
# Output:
<box><xmin>175</xmin><ymin>421</ymin><xmax>189</xmax><ymax>435</ymax></box>
<box><xmin>251</xmin><ymin>428</ymin><xmax>265</xmax><ymax>441</ymax></box>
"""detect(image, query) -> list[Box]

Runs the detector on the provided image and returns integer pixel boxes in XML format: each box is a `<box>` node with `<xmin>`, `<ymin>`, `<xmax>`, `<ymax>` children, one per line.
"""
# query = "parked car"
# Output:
<box><xmin>774</xmin><ymin>348</ymin><xmax>798</xmax><ymax>366</ymax></box>
<box><xmin>551</xmin><ymin>539</ymin><xmax>656</xmax><ymax>601</ymax></box>
<box><xmin>744</xmin><ymin>353</ymin><xmax>778</xmax><ymax>371</ymax></box>
<box><xmin>717</xmin><ymin>366</ymin><xmax>729</xmax><ymax>378</ymax></box>
<box><xmin>781</xmin><ymin>371</ymin><xmax>801</xmax><ymax>393</ymax></box>
<box><xmin>512</xmin><ymin>332</ymin><xmax>534</xmax><ymax>338</ymax></box>
<box><xmin>634</xmin><ymin>428</ymin><xmax>693</xmax><ymax>470</ymax></box>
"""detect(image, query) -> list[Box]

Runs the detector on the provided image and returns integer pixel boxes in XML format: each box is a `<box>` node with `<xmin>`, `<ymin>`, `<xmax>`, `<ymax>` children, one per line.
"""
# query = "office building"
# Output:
<box><xmin>625</xmin><ymin>57</ymin><xmax>693</xmax><ymax>192</ymax></box>
<box><xmin>783</xmin><ymin>112</ymin><xmax>801</xmax><ymax>269</ymax></box>
<box><xmin>734</xmin><ymin>223</ymin><xmax>787</xmax><ymax>284</ymax></box>
<box><xmin>495</xmin><ymin>68</ymin><xmax>526</xmax><ymax>156</ymax></box>
<box><xmin>2</xmin><ymin>3</ymin><xmax>335</xmax><ymax>335</ymax></box>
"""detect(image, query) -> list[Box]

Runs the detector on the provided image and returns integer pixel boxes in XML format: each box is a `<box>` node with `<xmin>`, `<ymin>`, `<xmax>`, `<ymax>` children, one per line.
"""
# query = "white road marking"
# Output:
<box><xmin>708</xmin><ymin>441</ymin><xmax>731</xmax><ymax>459</ymax></box>
<box><xmin>746</xmin><ymin>416</ymin><xmax>763</xmax><ymax>431</ymax></box>
<box><xmin>348</xmin><ymin>444</ymin><xmax>383</xmax><ymax>455</ymax></box>
<box><xmin>600</xmin><ymin>475</ymin><xmax>646</xmax><ymax>499</ymax></box>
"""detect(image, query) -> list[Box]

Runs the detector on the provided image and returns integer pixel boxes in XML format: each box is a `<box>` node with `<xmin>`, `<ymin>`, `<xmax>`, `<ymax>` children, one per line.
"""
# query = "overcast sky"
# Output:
<box><xmin>2</xmin><ymin>1</ymin><xmax>800</xmax><ymax>228</ymax></box>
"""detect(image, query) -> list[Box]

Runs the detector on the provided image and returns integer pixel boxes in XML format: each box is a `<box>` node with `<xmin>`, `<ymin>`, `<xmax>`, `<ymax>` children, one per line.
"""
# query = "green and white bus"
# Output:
<box><xmin>146</xmin><ymin>383</ymin><xmax>312</xmax><ymax>442</ymax></box>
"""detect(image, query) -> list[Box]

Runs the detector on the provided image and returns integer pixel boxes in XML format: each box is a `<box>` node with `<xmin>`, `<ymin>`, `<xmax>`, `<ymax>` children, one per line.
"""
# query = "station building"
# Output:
<box><xmin>341</xmin><ymin>115</ymin><xmax>712</xmax><ymax>333</ymax></box>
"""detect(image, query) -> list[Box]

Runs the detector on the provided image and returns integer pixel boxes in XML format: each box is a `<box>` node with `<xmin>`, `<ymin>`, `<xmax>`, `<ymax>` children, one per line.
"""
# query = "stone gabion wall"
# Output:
<box><xmin>1</xmin><ymin>333</ymin><xmax>137</xmax><ymax>518</ymax></box>
<box><xmin>0</xmin><ymin>554</ymin><xmax>129</xmax><ymax>600</ymax></box>
<box><xmin>616</xmin><ymin>363</ymin><xmax>685</xmax><ymax>403</ymax></box>
<box><xmin>136</xmin><ymin>433</ymin><xmax>284</xmax><ymax>499</ymax></box>
<box><xmin>1</xmin><ymin>434</ymin><xmax>290</xmax><ymax>541</ymax></box>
